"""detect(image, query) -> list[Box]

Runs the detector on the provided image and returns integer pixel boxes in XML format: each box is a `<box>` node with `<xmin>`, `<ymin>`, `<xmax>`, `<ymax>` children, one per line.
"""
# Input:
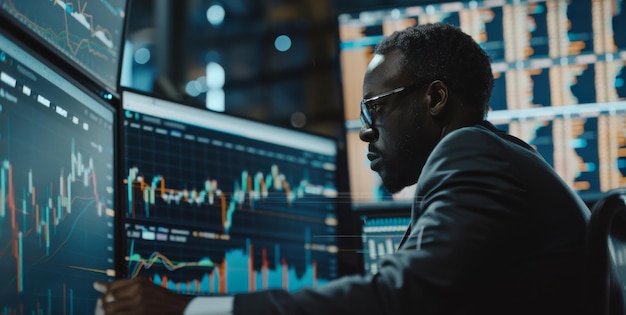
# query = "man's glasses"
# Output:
<box><xmin>360</xmin><ymin>83</ymin><xmax>422</xmax><ymax>128</ymax></box>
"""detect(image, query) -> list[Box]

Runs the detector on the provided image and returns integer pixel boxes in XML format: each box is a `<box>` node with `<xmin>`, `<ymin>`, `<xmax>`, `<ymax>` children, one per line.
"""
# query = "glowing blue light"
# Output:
<box><xmin>134</xmin><ymin>47</ymin><xmax>151</xmax><ymax>65</ymax></box>
<box><xmin>207</xmin><ymin>4</ymin><xmax>225</xmax><ymax>26</ymax></box>
<box><xmin>274</xmin><ymin>35</ymin><xmax>292</xmax><ymax>52</ymax></box>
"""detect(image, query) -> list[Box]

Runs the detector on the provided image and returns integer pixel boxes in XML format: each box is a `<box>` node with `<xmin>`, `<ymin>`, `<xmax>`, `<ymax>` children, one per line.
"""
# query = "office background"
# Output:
<box><xmin>122</xmin><ymin>0</ymin><xmax>440</xmax><ymax>139</ymax></box>
<box><xmin>1</xmin><ymin>0</ymin><xmax>626</xmax><ymax>312</ymax></box>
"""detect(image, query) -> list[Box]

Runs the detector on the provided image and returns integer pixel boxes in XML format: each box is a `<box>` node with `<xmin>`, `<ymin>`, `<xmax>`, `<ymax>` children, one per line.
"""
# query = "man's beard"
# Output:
<box><xmin>378</xmin><ymin>131</ymin><xmax>421</xmax><ymax>194</ymax></box>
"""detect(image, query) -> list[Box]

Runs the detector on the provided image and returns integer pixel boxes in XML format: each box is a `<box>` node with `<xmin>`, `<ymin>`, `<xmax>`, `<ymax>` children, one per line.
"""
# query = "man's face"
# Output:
<box><xmin>359</xmin><ymin>51</ymin><xmax>441</xmax><ymax>193</ymax></box>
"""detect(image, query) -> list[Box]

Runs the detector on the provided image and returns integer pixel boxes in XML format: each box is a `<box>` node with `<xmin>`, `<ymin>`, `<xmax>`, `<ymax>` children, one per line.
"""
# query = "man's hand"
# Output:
<box><xmin>94</xmin><ymin>277</ymin><xmax>193</xmax><ymax>315</ymax></box>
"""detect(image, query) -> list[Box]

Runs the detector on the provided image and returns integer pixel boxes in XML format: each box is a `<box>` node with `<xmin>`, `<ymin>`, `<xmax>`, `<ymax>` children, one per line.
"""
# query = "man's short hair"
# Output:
<box><xmin>374</xmin><ymin>22</ymin><xmax>494</xmax><ymax>120</ymax></box>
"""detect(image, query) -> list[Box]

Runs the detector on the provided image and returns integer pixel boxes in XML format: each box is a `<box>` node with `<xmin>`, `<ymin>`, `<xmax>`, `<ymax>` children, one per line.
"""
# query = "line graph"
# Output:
<box><xmin>56</xmin><ymin>0</ymin><xmax>115</xmax><ymax>49</ymax></box>
<box><xmin>126</xmin><ymin>234</ymin><xmax>333</xmax><ymax>295</ymax></box>
<box><xmin>128</xmin><ymin>250</ymin><xmax>217</xmax><ymax>276</ymax></box>
<box><xmin>0</xmin><ymin>0</ymin><xmax>127</xmax><ymax>89</ymax></box>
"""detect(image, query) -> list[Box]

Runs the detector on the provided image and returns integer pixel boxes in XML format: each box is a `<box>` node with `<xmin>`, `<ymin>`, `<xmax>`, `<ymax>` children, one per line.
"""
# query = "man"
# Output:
<box><xmin>95</xmin><ymin>22</ymin><xmax>590</xmax><ymax>314</ymax></box>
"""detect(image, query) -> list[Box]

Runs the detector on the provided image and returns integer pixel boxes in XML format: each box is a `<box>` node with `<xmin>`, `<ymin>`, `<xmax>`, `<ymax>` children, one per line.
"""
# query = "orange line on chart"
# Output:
<box><xmin>61</xmin><ymin>1</ymin><xmax>112</xmax><ymax>59</ymax></box>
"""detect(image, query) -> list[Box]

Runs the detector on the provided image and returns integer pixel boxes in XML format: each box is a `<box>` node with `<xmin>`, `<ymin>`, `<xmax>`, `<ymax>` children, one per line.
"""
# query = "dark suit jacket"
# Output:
<box><xmin>233</xmin><ymin>121</ymin><xmax>590</xmax><ymax>315</ymax></box>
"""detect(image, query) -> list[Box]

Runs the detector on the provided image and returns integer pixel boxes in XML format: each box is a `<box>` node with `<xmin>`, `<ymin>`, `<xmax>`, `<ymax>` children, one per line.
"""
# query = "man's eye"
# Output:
<box><xmin>370</xmin><ymin>102</ymin><xmax>384</xmax><ymax>112</ymax></box>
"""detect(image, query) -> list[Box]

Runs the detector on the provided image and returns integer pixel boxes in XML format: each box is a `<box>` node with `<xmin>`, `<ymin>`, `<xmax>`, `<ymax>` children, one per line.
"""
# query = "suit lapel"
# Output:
<box><xmin>397</xmin><ymin>193</ymin><xmax>424</xmax><ymax>250</ymax></box>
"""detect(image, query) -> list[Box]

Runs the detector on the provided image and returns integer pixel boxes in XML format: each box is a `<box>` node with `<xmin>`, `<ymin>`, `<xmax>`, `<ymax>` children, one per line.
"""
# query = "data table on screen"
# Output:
<box><xmin>338</xmin><ymin>0</ymin><xmax>626</xmax><ymax>205</ymax></box>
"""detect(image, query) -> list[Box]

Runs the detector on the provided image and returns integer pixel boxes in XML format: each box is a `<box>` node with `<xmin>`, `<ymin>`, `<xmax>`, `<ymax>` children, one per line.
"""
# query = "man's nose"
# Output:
<box><xmin>359</xmin><ymin>125</ymin><xmax>378</xmax><ymax>142</ymax></box>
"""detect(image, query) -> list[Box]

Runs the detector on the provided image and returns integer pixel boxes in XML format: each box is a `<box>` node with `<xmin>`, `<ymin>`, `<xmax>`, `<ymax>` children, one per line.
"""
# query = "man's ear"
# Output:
<box><xmin>427</xmin><ymin>80</ymin><xmax>449</xmax><ymax>120</ymax></box>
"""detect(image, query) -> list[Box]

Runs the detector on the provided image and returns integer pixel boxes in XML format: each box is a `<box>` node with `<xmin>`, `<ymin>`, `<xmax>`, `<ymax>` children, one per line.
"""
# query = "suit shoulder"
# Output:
<box><xmin>443</xmin><ymin>124</ymin><xmax>535</xmax><ymax>153</ymax></box>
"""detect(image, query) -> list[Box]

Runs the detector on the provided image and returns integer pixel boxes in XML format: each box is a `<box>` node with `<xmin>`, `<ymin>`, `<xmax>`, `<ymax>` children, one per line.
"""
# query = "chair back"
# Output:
<box><xmin>584</xmin><ymin>188</ymin><xmax>626</xmax><ymax>315</ymax></box>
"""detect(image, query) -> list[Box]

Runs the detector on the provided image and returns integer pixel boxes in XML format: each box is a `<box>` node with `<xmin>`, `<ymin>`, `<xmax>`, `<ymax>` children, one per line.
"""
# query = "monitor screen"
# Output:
<box><xmin>0</xmin><ymin>0</ymin><xmax>128</xmax><ymax>94</ymax></box>
<box><xmin>0</xmin><ymin>28</ymin><xmax>118</xmax><ymax>314</ymax></box>
<box><xmin>358</xmin><ymin>209</ymin><xmax>410</xmax><ymax>275</ymax></box>
<box><xmin>121</xmin><ymin>90</ymin><xmax>340</xmax><ymax>295</ymax></box>
<box><xmin>337</xmin><ymin>0</ymin><xmax>626</xmax><ymax>206</ymax></box>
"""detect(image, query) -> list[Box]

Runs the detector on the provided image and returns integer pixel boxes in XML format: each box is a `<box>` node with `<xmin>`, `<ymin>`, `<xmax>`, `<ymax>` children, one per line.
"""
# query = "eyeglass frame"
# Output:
<box><xmin>359</xmin><ymin>82</ymin><xmax>428</xmax><ymax>128</ymax></box>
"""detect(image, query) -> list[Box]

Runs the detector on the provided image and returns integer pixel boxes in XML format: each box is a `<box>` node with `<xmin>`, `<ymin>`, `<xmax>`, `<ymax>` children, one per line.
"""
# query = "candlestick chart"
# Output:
<box><xmin>0</xmin><ymin>33</ymin><xmax>117</xmax><ymax>314</ymax></box>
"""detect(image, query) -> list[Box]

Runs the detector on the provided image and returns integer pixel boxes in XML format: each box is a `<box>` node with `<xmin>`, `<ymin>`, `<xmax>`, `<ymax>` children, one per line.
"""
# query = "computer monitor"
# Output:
<box><xmin>121</xmin><ymin>89</ymin><xmax>340</xmax><ymax>295</ymax></box>
<box><xmin>0</xmin><ymin>0</ymin><xmax>129</xmax><ymax>94</ymax></box>
<box><xmin>337</xmin><ymin>0</ymin><xmax>626</xmax><ymax>206</ymax></box>
<box><xmin>0</xmin><ymin>27</ymin><xmax>119</xmax><ymax>314</ymax></box>
<box><xmin>358</xmin><ymin>208</ymin><xmax>410</xmax><ymax>275</ymax></box>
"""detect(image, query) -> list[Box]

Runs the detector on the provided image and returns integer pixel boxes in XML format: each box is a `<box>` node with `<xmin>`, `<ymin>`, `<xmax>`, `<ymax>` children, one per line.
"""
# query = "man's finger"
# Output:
<box><xmin>93</xmin><ymin>281</ymin><xmax>108</xmax><ymax>294</ymax></box>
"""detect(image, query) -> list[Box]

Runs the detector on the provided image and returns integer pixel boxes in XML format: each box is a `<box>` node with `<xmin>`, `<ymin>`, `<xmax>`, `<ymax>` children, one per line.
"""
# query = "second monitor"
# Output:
<box><xmin>120</xmin><ymin>90</ymin><xmax>340</xmax><ymax>295</ymax></box>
